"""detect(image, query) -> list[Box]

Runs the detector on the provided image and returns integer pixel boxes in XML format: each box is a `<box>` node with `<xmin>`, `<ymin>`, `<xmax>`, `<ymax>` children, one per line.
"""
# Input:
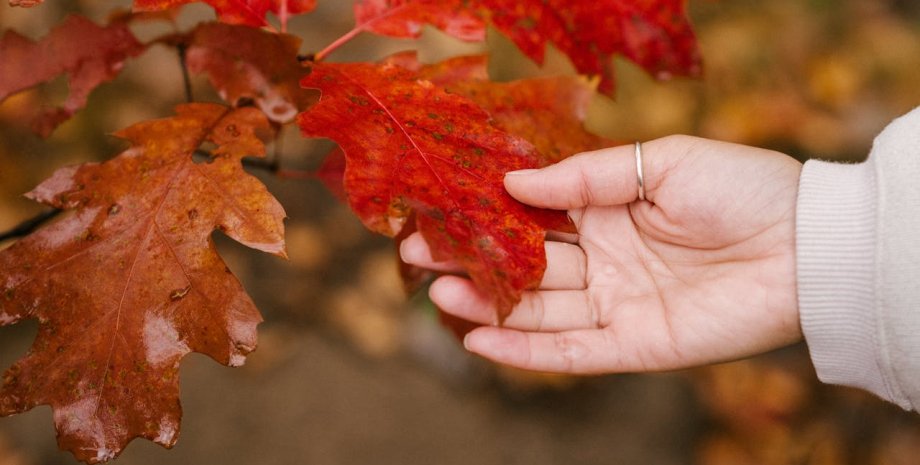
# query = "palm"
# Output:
<box><xmin>405</xmin><ymin>136</ymin><xmax>803</xmax><ymax>374</ymax></box>
<box><xmin>572</xmin><ymin>195</ymin><xmax>797</xmax><ymax>371</ymax></box>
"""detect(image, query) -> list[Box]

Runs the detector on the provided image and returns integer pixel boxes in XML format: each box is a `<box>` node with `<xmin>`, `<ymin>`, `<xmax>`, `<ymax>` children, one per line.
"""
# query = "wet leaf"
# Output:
<box><xmin>389</xmin><ymin>52</ymin><xmax>615</xmax><ymax>162</ymax></box>
<box><xmin>298</xmin><ymin>61</ymin><xmax>568</xmax><ymax>320</ymax></box>
<box><xmin>184</xmin><ymin>22</ymin><xmax>318</xmax><ymax>123</ymax></box>
<box><xmin>0</xmin><ymin>15</ymin><xmax>145</xmax><ymax>137</ymax></box>
<box><xmin>354</xmin><ymin>0</ymin><xmax>486</xmax><ymax>42</ymax></box>
<box><xmin>355</xmin><ymin>0</ymin><xmax>702</xmax><ymax>94</ymax></box>
<box><xmin>133</xmin><ymin>0</ymin><xmax>317</xmax><ymax>28</ymax></box>
<box><xmin>0</xmin><ymin>103</ymin><xmax>286</xmax><ymax>463</ymax></box>
<box><xmin>480</xmin><ymin>0</ymin><xmax>702</xmax><ymax>94</ymax></box>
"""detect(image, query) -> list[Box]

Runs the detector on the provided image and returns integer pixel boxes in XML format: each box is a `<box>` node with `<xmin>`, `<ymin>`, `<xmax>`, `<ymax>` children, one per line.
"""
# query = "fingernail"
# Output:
<box><xmin>505</xmin><ymin>169</ymin><xmax>539</xmax><ymax>176</ymax></box>
<box><xmin>463</xmin><ymin>333</ymin><xmax>473</xmax><ymax>351</ymax></box>
<box><xmin>398</xmin><ymin>238</ymin><xmax>419</xmax><ymax>262</ymax></box>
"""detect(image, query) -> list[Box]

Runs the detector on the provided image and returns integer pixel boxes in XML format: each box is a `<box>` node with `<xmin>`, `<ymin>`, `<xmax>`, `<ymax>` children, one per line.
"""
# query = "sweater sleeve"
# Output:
<box><xmin>797</xmin><ymin>106</ymin><xmax>920</xmax><ymax>411</ymax></box>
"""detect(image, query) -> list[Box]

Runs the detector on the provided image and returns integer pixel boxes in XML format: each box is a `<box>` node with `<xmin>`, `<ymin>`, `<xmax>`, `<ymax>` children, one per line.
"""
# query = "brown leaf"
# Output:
<box><xmin>184</xmin><ymin>22</ymin><xmax>318</xmax><ymax>123</ymax></box>
<box><xmin>0</xmin><ymin>103</ymin><xmax>286</xmax><ymax>463</ymax></box>
<box><xmin>0</xmin><ymin>15</ymin><xmax>145</xmax><ymax>137</ymax></box>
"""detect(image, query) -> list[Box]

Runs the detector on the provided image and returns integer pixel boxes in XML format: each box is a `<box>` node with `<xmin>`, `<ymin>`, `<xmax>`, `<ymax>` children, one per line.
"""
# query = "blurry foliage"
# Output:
<box><xmin>2</xmin><ymin>0</ymin><xmax>920</xmax><ymax>464</ymax></box>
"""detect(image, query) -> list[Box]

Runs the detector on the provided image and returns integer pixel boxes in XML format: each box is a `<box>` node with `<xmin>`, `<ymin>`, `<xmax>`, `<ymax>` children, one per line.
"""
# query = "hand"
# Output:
<box><xmin>401</xmin><ymin>135</ymin><xmax>803</xmax><ymax>374</ymax></box>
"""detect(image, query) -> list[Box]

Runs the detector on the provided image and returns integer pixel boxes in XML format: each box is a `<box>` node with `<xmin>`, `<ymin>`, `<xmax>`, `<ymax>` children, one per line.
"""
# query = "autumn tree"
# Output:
<box><xmin>0</xmin><ymin>1</ymin><xmax>701</xmax><ymax>463</ymax></box>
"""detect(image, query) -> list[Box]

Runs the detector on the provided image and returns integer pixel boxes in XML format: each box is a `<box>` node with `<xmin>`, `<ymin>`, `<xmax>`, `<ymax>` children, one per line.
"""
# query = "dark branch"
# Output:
<box><xmin>193</xmin><ymin>149</ymin><xmax>315</xmax><ymax>180</ymax></box>
<box><xmin>0</xmin><ymin>209</ymin><xmax>61</xmax><ymax>243</ymax></box>
<box><xmin>1</xmin><ymin>147</ymin><xmax>316</xmax><ymax>244</ymax></box>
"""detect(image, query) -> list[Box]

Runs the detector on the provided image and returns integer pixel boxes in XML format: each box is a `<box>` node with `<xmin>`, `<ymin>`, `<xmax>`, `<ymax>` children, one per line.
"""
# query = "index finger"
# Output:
<box><xmin>503</xmin><ymin>137</ymin><xmax>682</xmax><ymax>210</ymax></box>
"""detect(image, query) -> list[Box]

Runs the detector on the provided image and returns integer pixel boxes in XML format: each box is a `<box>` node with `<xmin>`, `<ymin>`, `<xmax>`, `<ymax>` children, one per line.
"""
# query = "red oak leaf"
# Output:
<box><xmin>316</xmin><ymin>146</ymin><xmax>348</xmax><ymax>201</ymax></box>
<box><xmin>184</xmin><ymin>22</ymin><xmax>318</xmax><ymax>123</ymax></box>
<box><xmin>389</xmin><ymin>52</ymin><xmax>614</xmax><ymax>162</ymax></box>
<box><xmin>350</xmin><ymin>0</ymin><xmax>701</xmax><ymax>94</ymax></box>
<box><xmin>0</xmin><ymin>15</ymin><xmax>145</xmax><ymax>137</ymax></box>
<box><xmin>480</xmin><ymin>0</ymin><xmax>701</xmax><ymax>94</ymax></box>
<box><xmin>298</xmin><ymin>61</ymin><xmax>567</xmax><ymax>318</ymax></box>
<box><xmin>133</xmin><ymin>0</ymin><xmax>316</xmax><ymax>28</ymax></box>
<box><xmin>0</xmin><ymin>103</ymin><xmax>286</xmax><ymax>464</ymax></box>
<box><xmin>354</xmin><ymin>0</ymin><xmax>485</xmax><ymax>42</ymax></box>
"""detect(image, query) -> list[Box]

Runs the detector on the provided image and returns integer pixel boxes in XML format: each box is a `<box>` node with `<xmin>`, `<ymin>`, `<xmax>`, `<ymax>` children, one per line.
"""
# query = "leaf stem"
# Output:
<box><xmin>314</xmin><ymin>25</ymin><xmax>366</xmax><ymax>62</ymax></box>
<box><xmin>0</xmin><ymin>209</ymin><xmax>61</xmax><ymax>243</ymax></box>
<box><xmin>279</xmin><ymin>0</ymin><xmax>289</xmax><ymax>33</ymax></box>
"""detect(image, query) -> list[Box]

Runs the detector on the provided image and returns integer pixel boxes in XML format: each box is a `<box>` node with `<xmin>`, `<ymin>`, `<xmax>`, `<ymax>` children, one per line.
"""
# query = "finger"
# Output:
<box><xmin>399</xmin><ymin>232</ymin><xmax>464</xmax><ymax>273</ymax></box>
<box><xmin>504</xmin><ymin>139</ymin><xmax>676</xmax><ymax>209</ymax></box>
<box><xmin>430</xmin><ymin>277</ymin><xmax>597</xmax><ymax>331</ymax></box>
<box><xmin>402</xmin><ymin>234</ymin><xmax>587</xmax><ymax>289</ymax></box>
<box><xmin>463</xmin><ymin>327</ymin><xmax>622</xmax><ymax>374</ymax></box>
<box><xmin>542</xmin><ymin>241</ymin><xmax>587</xmax><ymax>290</ymax></box>
<box><xmin>546</xmin><ymin>230</ymin><xmax>579</xmax><ymax>244</ymax></box>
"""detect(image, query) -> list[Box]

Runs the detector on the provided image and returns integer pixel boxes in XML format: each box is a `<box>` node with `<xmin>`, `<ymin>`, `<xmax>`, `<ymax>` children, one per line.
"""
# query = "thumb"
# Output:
<box><xmin>505</xmin><ymin>142</ymin><xmax>660</xmax><ymax>209</ymax></box>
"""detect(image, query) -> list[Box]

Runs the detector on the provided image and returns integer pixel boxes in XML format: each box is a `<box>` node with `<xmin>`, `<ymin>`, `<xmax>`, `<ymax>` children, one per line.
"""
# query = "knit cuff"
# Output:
<box><xmin>796</xmin><ymin>159</ymin><xmax>898</xmax><ymax>404</ymax></box>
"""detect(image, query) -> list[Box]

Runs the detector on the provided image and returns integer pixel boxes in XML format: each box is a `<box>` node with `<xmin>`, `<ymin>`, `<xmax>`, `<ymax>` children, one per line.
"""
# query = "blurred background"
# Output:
<box><xmin>2</xmin><ymin>0</ymin><xmax>920</xmax><ymax>464</ymax></box>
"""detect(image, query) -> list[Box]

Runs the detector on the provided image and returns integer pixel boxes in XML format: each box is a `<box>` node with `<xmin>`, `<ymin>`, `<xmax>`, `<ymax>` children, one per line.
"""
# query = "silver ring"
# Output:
<box><xmin>635</xmin><ymin>141</ymin><xmax>646</xmax><ymax>201</ymax></box>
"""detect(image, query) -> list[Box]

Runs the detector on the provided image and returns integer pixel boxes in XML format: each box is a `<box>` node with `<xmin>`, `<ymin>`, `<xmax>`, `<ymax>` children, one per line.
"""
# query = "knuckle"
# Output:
<box><xmin>526</xmin><ymin>292</ymin><xmax>548</xmax><ymax>331</ymax></box>
<box><xmin>553</xmin><ymin>332</ymin><xmax>589</xmax><ymax>371</ymax></box>
<box><xmin>576</xmin><ymin>168</ymin><xmax>595</xmax><ymax>206</ymax></box>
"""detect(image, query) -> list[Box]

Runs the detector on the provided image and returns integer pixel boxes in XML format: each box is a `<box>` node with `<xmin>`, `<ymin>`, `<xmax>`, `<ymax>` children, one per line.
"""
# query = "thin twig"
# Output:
<box><xmin>0</xmin><ymin>209</ymin><xmax>61</xmax><ymax>243</ymax></box>
<box><xmin>177</xmin><ymin>43</ymin><xmax>194</xmax><ymax>103</ymax></box>
<box><xmin>314</xmin><ymin>25</ymin><xmax>365</xmax><ymax>62</ymax></box>
<box><xmin>194</xmin><ymin>148</ymin><xmax>315</xmax><ymax>179</ymax></box>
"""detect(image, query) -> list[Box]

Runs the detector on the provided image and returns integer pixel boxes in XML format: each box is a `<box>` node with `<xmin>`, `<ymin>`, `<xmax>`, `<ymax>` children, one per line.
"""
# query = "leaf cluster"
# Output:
<box><xmin>0</xmin><ymin>1</ymin><xmax>700</xmax><ymax>462</ymax></box>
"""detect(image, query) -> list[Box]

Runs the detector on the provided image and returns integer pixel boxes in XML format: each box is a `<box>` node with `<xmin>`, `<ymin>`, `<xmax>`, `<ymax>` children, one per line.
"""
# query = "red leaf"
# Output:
<box><xmin>0</xmin><ymin>15</ymin><xmax>145</xmax><ymax>137</ymax></box>
<box><xmin>184</xmin><ymin>22</ymin><xmax>318</xmax><ymax>122</ymax></box>
<box><xmin>354</xmin><ymin>0</ymin><xmax>486</xmax><ymax>42</ymax></box>
<box><xmin>298</xmin><ymin>61</ymin><xmax>567</xmax><ymax>319</ymax></box>
<box><xmin>0</xmin><ymin>103</ymin><xmax>286</xmax><ymax>463</ymax></box>
<box><xmin>316</xmin><ymin>146</ymin><xmax>348</xmax><ymax>201</ymax></box>
<box><xmin>481</xmin><ymin>0</ymin><xmax>701</xmax><ymax>94</ymax></box>
<box><xmin>389</xmin><ymin>52</ymin><xmax>614</xmax><ymax>162</ymax></box>
<box><xmin>133</xmin><ymin>0</ymin><xmax>317</xmax><ymax>28</ymax></box>
<box><xmin>354</xmin><ymin>0</ymin><xmax>702</xmax><ymax>94</ymax></box>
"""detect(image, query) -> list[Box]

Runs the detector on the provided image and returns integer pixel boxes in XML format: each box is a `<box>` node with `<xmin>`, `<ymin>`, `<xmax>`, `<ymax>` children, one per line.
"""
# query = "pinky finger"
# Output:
<box><xmin>463</xmin><ymin>327</ymin><xmax>624</xmax><ymax>374</ymax></box>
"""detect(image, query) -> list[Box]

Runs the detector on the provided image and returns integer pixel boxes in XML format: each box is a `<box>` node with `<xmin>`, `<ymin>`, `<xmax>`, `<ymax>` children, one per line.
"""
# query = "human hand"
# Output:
<box><xmin>401</xmin><ymin>135</ymin><xmax>803</xmax><ymax>374</ymax></box>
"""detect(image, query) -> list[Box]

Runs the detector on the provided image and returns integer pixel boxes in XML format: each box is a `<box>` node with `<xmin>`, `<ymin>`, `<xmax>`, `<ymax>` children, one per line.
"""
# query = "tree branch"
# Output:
<box><xmin>2</xmin><ymin>147</ymin><xmax>318</xmax><ymax>243</ymax></box>
<box><xmin>193</xmin><ymin>149</ymin><xmax>317</xmax><ymax>180</ymax></box>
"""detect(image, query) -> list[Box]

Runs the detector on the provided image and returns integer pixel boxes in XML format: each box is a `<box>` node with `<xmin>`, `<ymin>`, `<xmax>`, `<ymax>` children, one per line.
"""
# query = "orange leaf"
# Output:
<box><xmin>0</xmin><ymin>103</ymin><xmax>286</xmax><ymax>463</ymax></box>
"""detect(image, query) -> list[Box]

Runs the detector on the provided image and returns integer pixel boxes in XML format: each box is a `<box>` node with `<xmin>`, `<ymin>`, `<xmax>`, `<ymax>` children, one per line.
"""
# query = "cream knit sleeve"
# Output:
<box><xmin>797</xmin><ymin>106</ymin><xmax>920</xmax><ymax>411</ymax></box>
